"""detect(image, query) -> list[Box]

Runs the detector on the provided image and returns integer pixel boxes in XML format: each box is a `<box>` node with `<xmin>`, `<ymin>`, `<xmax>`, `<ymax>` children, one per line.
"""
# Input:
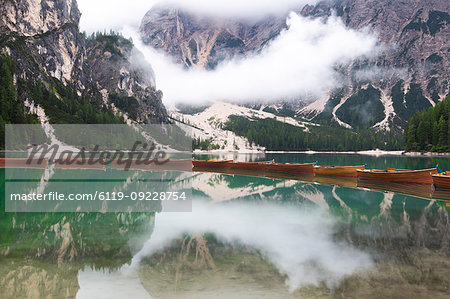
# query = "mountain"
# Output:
<box><xmin>140</xmin><ymin>4</ymin><xmax>286</xmax><ymax>69</ymax></box>
<box><xmin>85</xmin><ymin>32</ymin><xmax>166</xmax><ymax>123</ymax></box>
<box><xmin>300</xmin><ymin>0</ymin><xmax>449</xmax><ymax>129</ymax></box>
<box><xmin>140</xmin><ymin>0</ymin><xmax>449</xmax><ymax>131</ymax></box>
<box><xmin>0</xmin><ymin>0</ymin><xmax>167</xmax><ymax>131</ymax></box>
<box><xmin>171</xmin><ymin>101</ymin><xmax>315</xmax><ymax>152</ymax></box>
<box><xmin>171</xmin><ymin>101</ymin><xmax>402</xmax><ymax>151</ymax></box>
<box><xmin>1</xmin><ymin>0</ymin><xmax>448</xmax><ymax>151</ymax></box>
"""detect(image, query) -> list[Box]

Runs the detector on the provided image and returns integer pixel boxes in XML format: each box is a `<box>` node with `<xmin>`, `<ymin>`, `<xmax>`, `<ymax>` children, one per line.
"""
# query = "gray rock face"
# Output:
<box><xmin>85</xmin><ymin>34</ymin><xmax>166</xmax><ymax>123</ymax></box>
<box><xmin>1</xmin><ymin>0</ymin><xmax>86</xmax><ymax>88</ymax></box>
<box><xmin>140</xmin><ymin>5</ymin><xmax>286</xmax><ymax>69</ymax></box>
<box><xmin>0</xmin><ymin>0</ymin><xmax>167</xmax><ymax>123</ymax></box>
<box><xmin>301</xmin><ymin>0</ymin><xmax>450</xmax><ymax>102</ymax></box>
<box><xmin>1</xmin><ymin>0</ymin><xmax>80</xmax><ymax>36</ymax></box>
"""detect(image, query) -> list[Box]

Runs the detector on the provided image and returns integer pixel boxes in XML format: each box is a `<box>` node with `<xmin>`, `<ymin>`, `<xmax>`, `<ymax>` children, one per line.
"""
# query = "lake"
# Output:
<box><xmin>0</xmin><ymin>153</ymin><xmax>449</xmax><ymax>298</ymax></box>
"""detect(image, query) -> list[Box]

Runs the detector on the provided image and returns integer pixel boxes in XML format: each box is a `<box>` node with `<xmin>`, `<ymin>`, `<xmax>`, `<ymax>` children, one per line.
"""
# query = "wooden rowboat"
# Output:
<box><xmin>229</xmin><ymin>160</ymin><xmax>274</xmax><ymax>171</ymax></box>
<box><xmin>53</xmin><ymin>158</ymin><xmax>106</xmax><ymax>170</ymax></box>
<box><xmin>314</xmin><ymin>165</ymin><xmax>366</xmax><ymax>177</ymax></box>
<box><xmin>110</xmin><ymin>159</ymin><xmax>192</xmax><ymax>172</ymax></box>
<box><xmin>431</xmin><ymin>188</ymin><xmax>450</xmax><ymax>201</ymax></box>
<box><xmin>192</xmin><ymin>159</ymin><xmax>233</xmax><ymax>168</ymax></box>
<box><xmin>432</xmin><ymin>172</ymin><xmax>450</xmax><ymax>189</ymax></box>
<box><xmin>357</xmin><ymin>168</ymin><xmax>437</xmax><ymax>184</ymax></box>
<box><xmin>357</xmin><ymin>180</ymin><xmax>434</xmax><ymax>199</ymax></box>
<box><xmin>265</xmin><ymin>163</ymin><xmax>316</xmax><ymax>174</ymax></box>
<box><xmin>0</xmin><ymin>158</ymin><xmax>48</xmax><ymax>169</ymax></box>
<box><xmin>314</xmin><ymin>175</ymin><xmax>358</xmax><ymax>188</ymax></box>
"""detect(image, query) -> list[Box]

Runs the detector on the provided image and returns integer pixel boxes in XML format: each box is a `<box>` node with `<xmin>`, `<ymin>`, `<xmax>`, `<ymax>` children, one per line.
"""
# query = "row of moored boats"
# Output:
<box><xmin>192</xmin><ymin>160</ymin><xmax>450</xmax><ymax>189</ymax></box>
<box><xmin>2</xmin><ymin>158</ymin><xmax>449</xmax><ymax>189</ymax></box>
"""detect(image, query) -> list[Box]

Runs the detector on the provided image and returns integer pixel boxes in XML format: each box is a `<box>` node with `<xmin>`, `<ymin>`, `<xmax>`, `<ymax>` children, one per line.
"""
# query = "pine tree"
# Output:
<box><xmin>405</xmin><ymin>95</ymin><xmax>450</xmax><ymax>151</ymax></box>
<box><xmin>438</xmin><ymin>115</ymin><xmax>447</xmax><ymax>146</ymax></box>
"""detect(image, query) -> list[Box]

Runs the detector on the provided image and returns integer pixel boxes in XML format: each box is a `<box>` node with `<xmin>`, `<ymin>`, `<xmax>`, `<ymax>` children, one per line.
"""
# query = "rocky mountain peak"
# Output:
<box><xmin>86</xmin><ymin>32</ymin><xmax>166</xmax><ymax>123</ymax></box>
<box><xmin>140</xmin><ymin>4</ymin><xmax>286</xmax><ymax>69</ymax></box>
<box><xmin>1</xmin><ymin>0</ymin><xmax>81</xmax><ymax>36</ymax></box>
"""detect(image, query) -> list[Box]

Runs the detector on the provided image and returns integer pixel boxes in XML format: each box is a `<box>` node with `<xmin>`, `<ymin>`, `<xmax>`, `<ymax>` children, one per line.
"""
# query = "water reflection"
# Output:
<box><xmin>4</xmin><ymin>167</ymin><xmax>193</xmax><ymax>212</ymax></box>
<box><xmin>1</xmin><ymin>167</ymin><xmax>449</xmax><ymax>298</ymax></box>
<box><xmin>77</xmin><ymin>267</ymin><xmax>151</xmax><ymax>299</ymax></box>
<box><xmin>128</xmin><ymin>200</ymin><xmax>373</xmax><ymax>290</ymax></box>
<box><xmin>74</xmin><ymin>172</ymin><xmax>449</xmax><ymax>298</ymax></box>
<box><xmin>192</xmin><ymin>167</ymin><xmax>450</xmax><ymax>201</ymax></box>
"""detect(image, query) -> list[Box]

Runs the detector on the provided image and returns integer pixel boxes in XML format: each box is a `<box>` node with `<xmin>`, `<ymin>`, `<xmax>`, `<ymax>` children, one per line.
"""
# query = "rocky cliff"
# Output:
<box><xmin>140</xmin><ymin>1</ymin><xmax>449</xmax><ymax>129</ymax></box>
<box><xmin>140</xmin><ymin>4</ymin><xmax>286</xmax><ymax>69</ymax></box>
<box><xmin>0</xmin><ymin>0</ymin><xmax>86</xmax><ymax>88</ymax></box>
<box><xmin>299</xmin><ymin>0</ymin><xmax>449</xmax><ymax>128</ymax></box>
<box><xmin>0</xmin><ymin>0</ymin><xmax>167</xmax><ymax>124</ymax></box>
<box><xmin>85</xmin><ymin>33</ymin><xmax>166</xmax><ymax>123</ymax></box>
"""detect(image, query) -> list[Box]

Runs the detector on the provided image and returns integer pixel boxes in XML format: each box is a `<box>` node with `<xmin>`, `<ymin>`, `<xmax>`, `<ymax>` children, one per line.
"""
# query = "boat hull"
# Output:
<box><xmin>111</xmin><ymin>159</ymin><xmax>192</xmax><ymax>172</ymax></box>
<box><xmin>0</xmin><ymin>158</ymin><xmax>48</xmax><ymax>169</ymax></box>
<box><xmin>314</xmin><ymin>176</ymin><xmax>358</xmax><ymax>188</ymax></box>
<box><xmin>54</xmin><ymin>158</ymin><xmax>106</xmax><ymax>170</ymax></box>
<box><xmin>357</xmin><ymin>180</ymin><xmax>434</xmax><ymax>199</ymax></box>
<box><xmin>314</xmin><ymin>165</ymin><xmax>365</xmax><ymax>177</ymax></box>
<box><xmin>192</xmin><ymin>160</ymin><xmax>232</xmax><ymax>168</ymax></box>
<box><xmin>357</xmin><ymin>168</ymin><xmax>437</xmax><ymax>184</ymax></box>
<box><xmin>265</xmin><ymin>163</ymin><xmax>316</xmax><ymax>174</ymax></box>
<box><xmin>432</xmin><ymin>173</ymin><xmax>450</xmax><ymax>189</ymax></box>
<box><xmin>229</xmin><ymin>161</ymin><xmax>273</xmax><ymax>171</ymax></box>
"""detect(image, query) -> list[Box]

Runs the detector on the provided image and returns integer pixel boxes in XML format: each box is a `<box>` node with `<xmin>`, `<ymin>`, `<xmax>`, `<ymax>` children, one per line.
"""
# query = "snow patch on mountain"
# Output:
<box><xmin>332</xmin><ymin>97</ymin><xmax>352</xmax><ymax>129</ymax></box>
<box><xmin>297</xmin><ymin>97</ymin><xmax>327</xmax><ymax>120</ymax></box>
<box><xmin>24</xmin><ymin>100</ymin><xmax>78</xmax><ymax>152</ymax></box>
<box><xmin>171</xmin><ymin>101</ymin><xmax>318</xmax><ymax>152</ymax></box>
<box><xmin>372</xmin><ymin>90</ymin><xmax>396</xmax><ymax>131</ymax></box>
<box><xmin>189</xmin><ymin>172</ymin><xmax>298</xmax><ymax>202</ymax></box>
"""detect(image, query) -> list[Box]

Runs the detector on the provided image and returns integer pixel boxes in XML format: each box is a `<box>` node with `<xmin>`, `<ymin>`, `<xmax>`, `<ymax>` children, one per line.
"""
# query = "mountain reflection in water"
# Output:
<box><xmin>0</xmin><ymin>167</ymin><xmax>449</xmax><ymax>298</ymax></box>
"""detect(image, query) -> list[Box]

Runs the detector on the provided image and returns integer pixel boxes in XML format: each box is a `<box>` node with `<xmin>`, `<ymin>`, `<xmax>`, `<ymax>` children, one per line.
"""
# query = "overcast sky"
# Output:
<box><xmin>77</xmin><ymin>0</ymin><xmax>156</xmax><ymax>33</ymax></box>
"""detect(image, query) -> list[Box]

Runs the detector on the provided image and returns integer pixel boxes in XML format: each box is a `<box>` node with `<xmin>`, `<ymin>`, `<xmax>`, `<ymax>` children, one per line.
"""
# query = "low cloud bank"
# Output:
<box><xmin>127</xmin><ymin>13</ymin><xmax>379</xmax><ymax>106</ymax></box>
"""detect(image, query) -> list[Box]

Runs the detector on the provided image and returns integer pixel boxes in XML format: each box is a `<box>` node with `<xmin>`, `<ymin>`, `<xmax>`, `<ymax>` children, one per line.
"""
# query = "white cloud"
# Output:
<box><xmin>354</xmin><ymin>66</ymin><xmax>408</xmax><ymax>82</ymax></box>
<box><xmin>125</xmin><ymin>13</ymin><xmax>379</xmax><ymax>106</ymax></box>
<box><xmin>163</xmin><ymin>0</ymin><xmax>319</xmax><ymax>19</ymax></box>
<box><xmin>77</xmin><ymin>0</ymin><xmax>157</xmax><ymax>33</ymax></box>
<box><xmin>77</xmin><ymin>0</ymin><xmax>317</xmax><ymax>33</ymax></box>
<box><xmin>77</xmin><ymin>1</ymin><xmax>381</xmax><ymax>105</ymax></box>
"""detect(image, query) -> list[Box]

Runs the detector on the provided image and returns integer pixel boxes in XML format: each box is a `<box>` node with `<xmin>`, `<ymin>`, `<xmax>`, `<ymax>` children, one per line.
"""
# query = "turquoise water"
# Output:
<box><xmin>0</xmin><ymin>154</ymin><xmax>449</xmax><ymax>298</ymax></box>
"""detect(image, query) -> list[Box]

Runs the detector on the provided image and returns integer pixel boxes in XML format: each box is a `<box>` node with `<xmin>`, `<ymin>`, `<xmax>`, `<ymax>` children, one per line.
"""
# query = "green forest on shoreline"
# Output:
<box><xmin>405</xmin><ymin>95</ymin><xmax>450</xmax><ymax>152</ymax></box>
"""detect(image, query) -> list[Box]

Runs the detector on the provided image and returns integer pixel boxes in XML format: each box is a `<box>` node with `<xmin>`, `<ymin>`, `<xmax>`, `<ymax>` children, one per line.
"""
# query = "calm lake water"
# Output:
<box><xmin>0</xmin><ymin>154</ymin><xmax>449</xmax><ymax>298</ymax></box>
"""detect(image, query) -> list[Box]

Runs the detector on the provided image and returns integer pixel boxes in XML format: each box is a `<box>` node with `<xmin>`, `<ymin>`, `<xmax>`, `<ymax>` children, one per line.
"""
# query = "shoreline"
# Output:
<box><xmin>402</xmin><ymin>151</ymin><xmax>450</xmax><ymax>157</ymax></box>
<box><xmin>193</xmin><ymin>149</ymin><xmax>450</xmax><ymax>157</ymax></box>
<box><xmin>4</xmin><ymin>149</ymin><xmax>449</xmax><ymax>157</ymax></box>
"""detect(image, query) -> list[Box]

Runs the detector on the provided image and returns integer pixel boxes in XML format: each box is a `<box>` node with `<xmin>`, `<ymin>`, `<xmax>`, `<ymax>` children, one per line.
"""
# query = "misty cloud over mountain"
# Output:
<box><xmin>125</xmin><ymin>13</ymin><xmax>378</xmax><ymax>105</ymax></box>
